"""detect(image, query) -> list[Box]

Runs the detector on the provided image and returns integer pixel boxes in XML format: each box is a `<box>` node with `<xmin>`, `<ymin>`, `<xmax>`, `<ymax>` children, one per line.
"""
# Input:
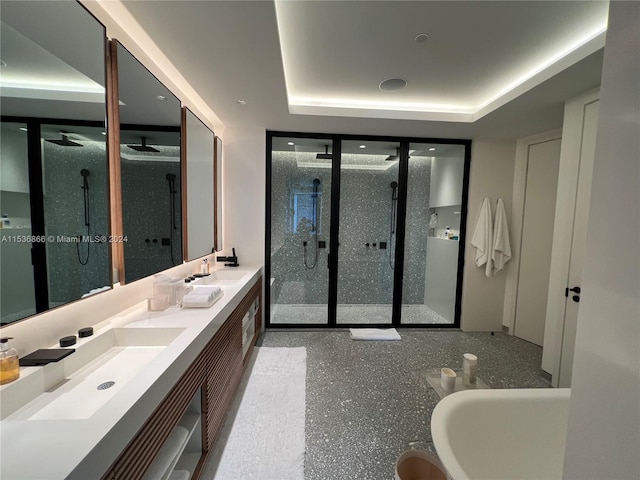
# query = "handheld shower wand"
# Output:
<box><xmin>304</xmin><ymin>178</ymin><xmax>321</xmax><ymax>269</ymax></box>
<box><xmin>388</xmin><ymin>181</ymin><xmax>398</xmax><ymax>270</ymax></box>
<box><xmin>77</xmin><ymin>169</ymin><xmax>91</xmax><ymax>265</ymax></box>
<box><xmin>166</xmin><ymin>173</ymin><xmax>178</xmax><ymax>265</ymax></box>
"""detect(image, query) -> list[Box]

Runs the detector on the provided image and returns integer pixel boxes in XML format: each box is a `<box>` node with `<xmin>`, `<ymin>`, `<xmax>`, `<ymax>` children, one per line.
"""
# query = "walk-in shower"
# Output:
<box><xmin>267</xmin><ymin>133</ymin><xmax>469</xmax><ymax>327</ymax></box>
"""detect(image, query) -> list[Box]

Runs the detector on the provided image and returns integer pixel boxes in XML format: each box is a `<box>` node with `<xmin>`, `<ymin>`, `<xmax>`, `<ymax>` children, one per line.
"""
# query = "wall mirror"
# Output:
<box><xmin>0</xmin><ymin>0</ymin><xmax>111</xmax><ymax>325</ymax></box>
<box><xmin>183</xmin><ymin>107</ymin><xmax>215</xmax><ymax>260</ymax></box>
<box><xmin>214</xmin><ymin>136</ymin><xmax>223</xmax><ymax>251</ymax></box>
<box><xmin>114</xmin><ymin>41</ymin><xmax>182</xmax><ymax>283</ymax></box>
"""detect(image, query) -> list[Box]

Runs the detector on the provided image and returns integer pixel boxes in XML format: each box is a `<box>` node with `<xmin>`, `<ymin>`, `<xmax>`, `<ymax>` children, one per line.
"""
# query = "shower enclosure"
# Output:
<box><xmin>267</xmin><ymin>132</ymin><xmax>470</xmax><ymax>327</ymax></box>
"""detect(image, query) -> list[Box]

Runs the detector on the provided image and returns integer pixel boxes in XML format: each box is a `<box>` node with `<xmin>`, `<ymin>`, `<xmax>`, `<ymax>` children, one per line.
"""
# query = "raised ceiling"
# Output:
<box><xmin>119</xmin><ymin>0</ymin><xmax>608</xmax><ymax>138</ymax></box>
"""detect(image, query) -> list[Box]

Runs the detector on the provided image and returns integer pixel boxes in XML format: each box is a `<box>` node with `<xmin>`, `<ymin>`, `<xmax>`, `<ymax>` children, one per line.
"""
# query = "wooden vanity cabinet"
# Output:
<box><xmin>101</xmin><ymin>277</ymin><xmax>262</xmax><ymax>480</ymax></box>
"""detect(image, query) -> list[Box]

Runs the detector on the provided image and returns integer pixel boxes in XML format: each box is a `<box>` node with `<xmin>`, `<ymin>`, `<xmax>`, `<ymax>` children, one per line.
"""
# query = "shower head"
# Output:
<box><xmin>127</xmin><ymin>136</ymin><xmax>160</xmax><ymax>153</ymax></box>
<box><xmin>316</xmin><ymin>145</ymin><xmax>332</xmax><ymax>160</ymax></box>
<box><xmin>166</xmin><ymin>173</ymin><xmax>176</xmax><ymax>182</ymax></box>
<box><xmin>313</xmin><ymin>178</ymin><xmax>321</xmax><ymax>186</ymax></box>
<box><xmin>46</xmin><ymin>134</ymin><xmax>83</xmax><ymax>147</ymax></box>
<box><xmin>390</xmin><ymin>181</ymin><xmax>398</xmax><ymax>189</ymax></box>
<box><xmin>81</xmin><ymin>169</ymin><xmax>91</xmax><ymax>177</ymax></box>
<box><xmin>385</xmin><ymin>148</ymin><xmax>399</xmax><ymax>162</ymax></box>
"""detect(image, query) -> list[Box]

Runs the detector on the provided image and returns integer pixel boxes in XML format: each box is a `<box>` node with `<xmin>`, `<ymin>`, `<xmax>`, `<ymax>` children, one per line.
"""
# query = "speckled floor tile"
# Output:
<box><xmin>202</xmin><ymin>330</ymin><xmax>550</xmax><ymax>480</ymax></box>
<box><xmin>270</xmin><ymin>304</ymin><xmax>450</xmax><ymax>325</ymax></box>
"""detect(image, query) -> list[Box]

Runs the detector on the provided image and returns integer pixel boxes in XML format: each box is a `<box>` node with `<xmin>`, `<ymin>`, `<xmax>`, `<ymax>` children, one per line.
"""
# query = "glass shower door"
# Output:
<box><xmin>336</xmin><ymin>140</ymin><xmax>400</xmax><ymax>325</ymax></box>
<box><xmin>401</xmin><ymin>142</ymin><xmax>466</xmax><ymax>325</ymax></box>
<box><xmin>269</xmin><ymin>136</ymin><xmax>332</xmax><ymax>325</ymax></box>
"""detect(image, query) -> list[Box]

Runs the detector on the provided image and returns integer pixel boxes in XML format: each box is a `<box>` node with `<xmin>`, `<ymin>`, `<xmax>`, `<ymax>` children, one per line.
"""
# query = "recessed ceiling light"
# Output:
<box><xmin>19</xmin><ymin>127</ymin><xmax>27</xmax><ymax>132</ymax></box>
<box><xmin>429</xmin><ymin>147</ymin><xmax>436</xmax><ymax>151</ymax></box>
<box><xmin>414</xmin><ymin>33</ymin><xmax>429</xmax><ymax>43</ymax></box>
<box><xmin>236</xmin><ymin>99</ymin><xmax>247</xmax><ymax>105</ymax></box>
<box><xmin>156</xmin><ymin>95</ymin><xmax>167</xmax><ymax>101</ymax></box>
<box><xmin>379</xmin><ymin>78</ymin><xmax>407</xmax><ymax>91</ymax></box>
<box><xmin>101</xmin><ymin>132</ymin><xmax>106</xmax><ymax>136</ymax></box>
<box><xmin>0</xmin><ymin>60</ymin><xmax>7</xmax><ymax>68</ymax></box>
<box><xmin>287</xmin><ymin>141</ymin><xmax>294</xmax><ymax>146</ymax></box>
<box><xmin>359</xmin><ymin>145</ymin><xmax>366</xmax><ymax>149</ymax></box>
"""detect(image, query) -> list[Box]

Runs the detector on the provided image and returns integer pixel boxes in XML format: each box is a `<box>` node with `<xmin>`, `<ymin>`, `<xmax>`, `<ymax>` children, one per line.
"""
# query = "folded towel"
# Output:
<box><xmin>492</xmin><ymin>198</ymin><xmax>512</xmax><ymax>275</ymax></box>
<box><xmin>349</xmin><ymin>328</ymin><xmax>401</xmax><ymax>341</ymax></box>
<box><xmin>192</xmin><ymin>286</ymin><xmax>222</xmax><ymax>297</ymax></box>
<box><xmin>183</xmin><ymin>294</ymin><xmax>213</xmax><ymax>304</ymax></box>
<box><xmin>471</xmin><ymin>197</ymin><xmax>493</xmax><ymax>278</ymax></box>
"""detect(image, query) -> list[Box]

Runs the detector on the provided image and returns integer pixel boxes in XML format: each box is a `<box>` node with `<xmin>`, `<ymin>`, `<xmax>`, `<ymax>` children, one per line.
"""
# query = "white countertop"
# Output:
<box><xmin>0</xmin><ymin>266</ymin><xmax>262</xmax><ymax>480</ymax></box>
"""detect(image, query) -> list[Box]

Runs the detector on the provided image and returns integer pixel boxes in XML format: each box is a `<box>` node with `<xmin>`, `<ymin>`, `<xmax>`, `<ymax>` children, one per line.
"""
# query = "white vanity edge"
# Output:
<box><xmin>0</xmin><ymin>266</ymin><xmax>262</xmax><ymax>480</ymax></box>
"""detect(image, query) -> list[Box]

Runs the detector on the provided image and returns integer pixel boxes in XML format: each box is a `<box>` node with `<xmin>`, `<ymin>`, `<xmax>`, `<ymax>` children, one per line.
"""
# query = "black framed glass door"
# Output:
<box><xmin>266</xmin><ymin>131</ymin><xmax>470</xmax><ymax>328</ymax></box>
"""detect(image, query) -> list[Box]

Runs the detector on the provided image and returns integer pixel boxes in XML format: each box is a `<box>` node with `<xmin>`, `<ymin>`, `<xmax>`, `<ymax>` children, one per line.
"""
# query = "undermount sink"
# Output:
<box><xmin>208</xmin><ymin>269</ymin><xmax>247</xmax><ymax>284</ymax></box>
<box><xmin>431</xmin><ymin>388</ymin><xmax>571</xmax><ymax>480</ymax></box>
<box><xmin>3</xmin><ymin>327</ymin><xmax>184</xmax><ymax>421</ymax></box>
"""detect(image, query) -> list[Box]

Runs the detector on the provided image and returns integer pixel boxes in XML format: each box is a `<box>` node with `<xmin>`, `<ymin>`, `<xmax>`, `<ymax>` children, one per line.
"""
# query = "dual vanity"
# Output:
<box><xmin>0</xmin><ymin>267</ymin><xmax>262</xmax><ymax>480</ymax></box>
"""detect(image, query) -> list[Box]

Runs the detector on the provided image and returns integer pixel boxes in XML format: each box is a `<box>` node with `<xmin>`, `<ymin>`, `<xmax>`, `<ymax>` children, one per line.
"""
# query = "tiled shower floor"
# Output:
<box><xmin>202</xmin><ymin>330</ymin><xmax>550</xmax><ymax>480</ymax></box>
<box><xmin>270</xmin><ymin>303</ymin><xmax>451</xmax><ymax>324</ymax></box>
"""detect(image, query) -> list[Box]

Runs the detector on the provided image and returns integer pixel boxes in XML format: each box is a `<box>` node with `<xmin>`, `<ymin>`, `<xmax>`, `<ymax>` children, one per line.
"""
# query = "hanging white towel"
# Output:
<box><xmin>492</xmin><ymin>198</ymin><xmax>512</xmax><ymax>275</ymax></box>
<box><xmin>471</xmin><ymin>197</ymin><xmax>493</xmax><ymax>277</ymax></box>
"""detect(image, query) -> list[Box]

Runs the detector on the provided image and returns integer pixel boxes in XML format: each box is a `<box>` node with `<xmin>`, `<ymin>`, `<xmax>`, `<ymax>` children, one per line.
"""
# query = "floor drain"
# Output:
<box><xmin>97</xmin><ymin>381</ymin><xmax>115</xmax><ymax>390</ymax></box>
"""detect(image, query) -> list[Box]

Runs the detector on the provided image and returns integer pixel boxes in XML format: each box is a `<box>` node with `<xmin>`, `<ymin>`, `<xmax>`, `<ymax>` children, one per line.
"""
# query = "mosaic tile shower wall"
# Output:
<box><xmin>271</xmin><ymin>151</ymin><xmax>331</xmax><ymax>306</ymax></box>
<box><xmin>121</xmin><ymin>159</ymin><xmax>182</xmax><ymax>282</ymax></box>
<box><xmin>270</xmin><ymin>151</ymin><xmax>431</xmax><ymax>306</ymax></box>
<box><xmin>42</xmin><ymin>141</ymin><xmax>111</xmax><ymax>304</ymax></box>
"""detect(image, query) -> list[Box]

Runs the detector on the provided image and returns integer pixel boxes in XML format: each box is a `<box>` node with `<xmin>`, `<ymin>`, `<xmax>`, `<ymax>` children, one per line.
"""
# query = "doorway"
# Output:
<box><xmin>266</xmin><ymin>132</ymin><xmax>470</xmax><ymax>328</ymax></box>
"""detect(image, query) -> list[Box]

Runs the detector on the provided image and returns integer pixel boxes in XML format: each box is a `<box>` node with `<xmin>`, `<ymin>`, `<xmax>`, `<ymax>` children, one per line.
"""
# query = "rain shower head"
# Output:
<box><xmin>127</xmin><ymin>136</ymin><xmax>160</xmax><ymax>153</ymax></box>
<box><xmin>385</xmin><ymin>148</ymin><xmax>399</xmax><ymax>161</ymax></box>
<box><xmin>46</xmin><ymin>134</ymin><xmax>83</xmax><ymax>147</ymax></box>
<box><xmin>316</xmin><ymin>145</ymin><xmax>332</xmax><ymax>160</ymax></box>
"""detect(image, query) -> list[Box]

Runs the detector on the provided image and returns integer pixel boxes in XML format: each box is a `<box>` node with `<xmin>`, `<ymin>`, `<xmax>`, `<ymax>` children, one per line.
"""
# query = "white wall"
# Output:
<box><xmin>563</xmin><ymin>2</ymin><xmax>640</xmax><ymax>478</ymax></box>
<box><xmin>460</xmin><ymin>139</ymin><xmax>516</xmax><ymax>332</ymax></box>
<box><xmin>220</xmin><ymin>127</ymin><xmax>265</xmax><ymax>266</ymax></box>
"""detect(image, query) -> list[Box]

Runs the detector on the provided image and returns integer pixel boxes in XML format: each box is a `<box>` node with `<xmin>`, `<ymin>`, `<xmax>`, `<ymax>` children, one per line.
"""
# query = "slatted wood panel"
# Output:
<box><xmin>101</xmin><ymin>277</ymin><xmax>262</xmax><ymax>480</ymax></box>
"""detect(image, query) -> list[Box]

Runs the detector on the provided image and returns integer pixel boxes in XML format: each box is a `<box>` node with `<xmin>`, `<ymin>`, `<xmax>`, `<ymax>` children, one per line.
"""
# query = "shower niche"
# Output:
<box><xmin>267</xmin><ymin>132</ymin><xmax>470</xmax><ymax>328</ymax></box>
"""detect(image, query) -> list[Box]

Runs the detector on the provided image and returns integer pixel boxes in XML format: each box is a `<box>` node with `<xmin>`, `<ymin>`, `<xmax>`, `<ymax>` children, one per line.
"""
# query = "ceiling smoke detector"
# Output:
<box><xmin>379</xmin><ymin>78</ymin><xmax>407</xmax><ymax>91</ymax></box>
<box><xmin>414</xmin><ymin>33</ymin><xmax>430</xmax><ymax>43</ymax></box>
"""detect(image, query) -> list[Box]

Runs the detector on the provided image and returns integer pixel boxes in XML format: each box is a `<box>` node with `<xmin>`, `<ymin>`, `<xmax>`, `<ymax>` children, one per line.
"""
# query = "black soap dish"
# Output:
<box><xmin>78</xmin><ymin>327</ymin><xmax>93</xmax><ymax>338</ymax></box>
<box><xmin>59</xmin><ymin>336</ymin><xmax>76</xmax><ymax>347</ymax></box>
<box><xmin>19</xmin><ymin>349</ymin><xmax>75</xmax><ymax>367</ymax></box>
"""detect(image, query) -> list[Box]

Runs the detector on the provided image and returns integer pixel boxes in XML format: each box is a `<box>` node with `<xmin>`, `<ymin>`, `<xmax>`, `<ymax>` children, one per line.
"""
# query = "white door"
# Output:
<box><xmin>513</xmin><ymin>138</ymin><xmax>562</xmax><ymax>345</ymax></box>
<box><xmin>542</xmin><ymin>89</ymin><xmax>600</xmax><ymax>387</ymax></box>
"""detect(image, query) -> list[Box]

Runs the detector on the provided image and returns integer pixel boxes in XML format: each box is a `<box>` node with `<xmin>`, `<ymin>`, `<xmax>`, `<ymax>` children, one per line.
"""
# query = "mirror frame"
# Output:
<box><xmin>109</xmin><ymin>39</ymin><xmax>183</xmax><ymax>284</ymax></box>
<box><xmin>0</xmin><ymin>1</ymin><xmax>112</xmax><ymax>325</ymax></box>
<box><xmin>182</xmin><ymin>106</ymin><xmax>216</xmax><ymax>260</ymax></box>
<box><xmin>214</xmin><ymin>136</ymin><xmax>223</xmax><ymax>252</ymax></box>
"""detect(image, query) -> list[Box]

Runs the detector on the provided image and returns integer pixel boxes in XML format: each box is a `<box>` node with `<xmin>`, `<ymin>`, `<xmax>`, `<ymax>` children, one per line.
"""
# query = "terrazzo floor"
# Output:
<box><xmin>202</xmin><ymin>329</ymin><xmax>550</xmax><ymax>480</ymax></box>
<box><xmin>270</xmin><ymin>303</ymin><xmax>450</xmax><ymax>325</ymax></box>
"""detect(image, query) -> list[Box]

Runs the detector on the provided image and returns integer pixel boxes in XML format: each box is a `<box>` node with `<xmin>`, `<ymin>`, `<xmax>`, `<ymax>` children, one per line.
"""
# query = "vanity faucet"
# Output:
<box><xmin>216</xmin><ymin>248</ymin><xmax>239</xmax><ymax>267</ymax></box>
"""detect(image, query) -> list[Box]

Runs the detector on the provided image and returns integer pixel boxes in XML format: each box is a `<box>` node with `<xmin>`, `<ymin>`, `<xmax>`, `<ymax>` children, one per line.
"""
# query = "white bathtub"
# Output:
<box><xmin>431</xmin><ymin>388</ymin><xmax>571</xmax><ymax>480</ymax></box>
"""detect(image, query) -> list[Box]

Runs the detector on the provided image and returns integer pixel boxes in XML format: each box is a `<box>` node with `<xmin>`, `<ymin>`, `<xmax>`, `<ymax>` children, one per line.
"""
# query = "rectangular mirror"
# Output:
<box><xmin>215</xmin><ymin>136</ymin><xmax>223</xmax><ymax>251</ymax></box>
<box><xmin>113</xmin><ymin>41</ymin><xmax>183</xmax><ymax>284</ymax></box>
<box><xmin>0</xmin><ymin>0</ymin><xmax>111</xmax><ymax>325</ymax></box>
<box><xmin>183</xmin><ymin>107</ymin><xmax>215</xmax><ymax>260</ymax></box>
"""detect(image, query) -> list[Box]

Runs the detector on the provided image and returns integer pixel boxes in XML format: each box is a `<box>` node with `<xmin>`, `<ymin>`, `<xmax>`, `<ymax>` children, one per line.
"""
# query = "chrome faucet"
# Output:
<box><xmin>217</xmin><ymin>247</ymin><xmax>239</xmax><ymax>267</ymax></box>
